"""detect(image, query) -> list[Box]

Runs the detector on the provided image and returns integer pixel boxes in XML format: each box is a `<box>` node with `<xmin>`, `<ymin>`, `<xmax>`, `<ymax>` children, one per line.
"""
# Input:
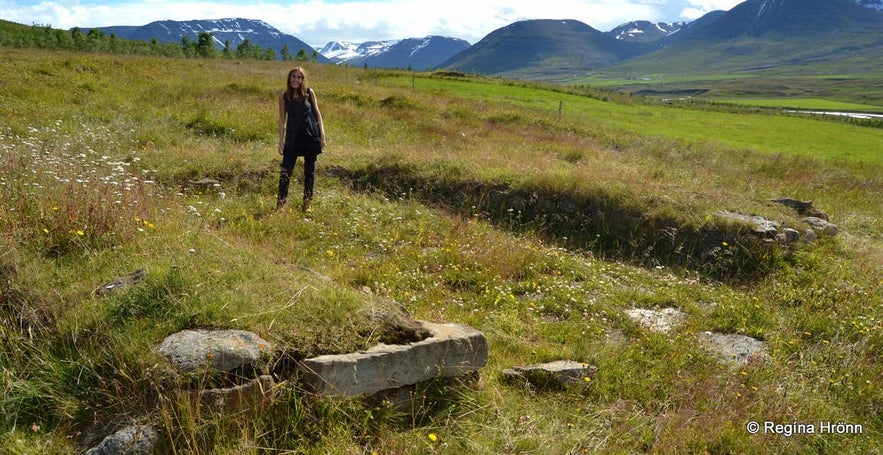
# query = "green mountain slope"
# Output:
<box><xmin>602</xmin><ymin>0</ymin><xmax>883</xmax><ymax>76</ymax></box>
<box><xmin>441</xmin><ymin>19</ymin><xmax>648</xmax><ymax>79</ymax></box>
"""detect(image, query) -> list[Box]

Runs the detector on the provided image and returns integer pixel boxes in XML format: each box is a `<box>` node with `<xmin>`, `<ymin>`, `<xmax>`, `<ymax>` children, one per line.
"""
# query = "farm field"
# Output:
<box><xmin>1</xmin><ymin>48</ymin><xmax>881</xmax><ymax>454</ymax></box>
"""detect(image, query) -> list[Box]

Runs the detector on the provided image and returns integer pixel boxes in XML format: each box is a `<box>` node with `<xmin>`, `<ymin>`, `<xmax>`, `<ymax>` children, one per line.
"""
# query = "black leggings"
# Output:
<box><xmin>278</xmin><ymin>154</ymin><xmax>316</xmax><ymax>203</ymax></box>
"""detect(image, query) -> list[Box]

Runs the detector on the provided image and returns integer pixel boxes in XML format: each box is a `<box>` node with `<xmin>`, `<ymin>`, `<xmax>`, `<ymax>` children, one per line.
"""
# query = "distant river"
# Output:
<box><xmin>788</xmin><ymin>110</ymin><xmax>883</xmax><ymax>120</ymax></box>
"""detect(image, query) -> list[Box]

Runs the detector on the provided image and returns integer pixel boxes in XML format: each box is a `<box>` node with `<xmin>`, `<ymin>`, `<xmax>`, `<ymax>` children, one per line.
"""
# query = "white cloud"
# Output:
<box><xmin>0</xmin><ymin>0</ymin><xmax>742</xmax><ymax>45</ymax></box>
<box><xmin>680</xmin><ymin>0</ymin><xmax>743</xmax><ymax>19</ymax></box>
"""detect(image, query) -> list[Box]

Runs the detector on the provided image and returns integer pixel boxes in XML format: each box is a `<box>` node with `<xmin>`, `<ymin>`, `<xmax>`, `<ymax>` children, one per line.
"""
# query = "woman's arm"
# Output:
<box><xmin>278</xmin><ymin>93</ymin><xmax>286</xmax><ymax>155</ymax></box>
<box><xmin>309</xmin><ymin>89</ymin><xmax>326</xmax><ymax>147</ymax></box>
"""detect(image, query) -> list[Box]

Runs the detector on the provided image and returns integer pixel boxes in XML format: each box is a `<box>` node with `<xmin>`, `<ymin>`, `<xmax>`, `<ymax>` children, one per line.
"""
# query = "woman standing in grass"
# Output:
<box><xmin>277</xmin><ymin>67</ymin><xmax>325</xmax><ymax>212</ymax></box>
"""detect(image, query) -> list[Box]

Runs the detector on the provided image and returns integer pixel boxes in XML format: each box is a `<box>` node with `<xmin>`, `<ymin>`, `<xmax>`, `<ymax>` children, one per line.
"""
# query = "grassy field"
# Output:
<box><xmin>570</xmin><ymin>72</ymin><xmax>883</xmax><ymax>114</ymax></box>
<box><xmin>1</xmin><ymin>48</ymin><xmax>881</xmax><ymax>454</ymax></box>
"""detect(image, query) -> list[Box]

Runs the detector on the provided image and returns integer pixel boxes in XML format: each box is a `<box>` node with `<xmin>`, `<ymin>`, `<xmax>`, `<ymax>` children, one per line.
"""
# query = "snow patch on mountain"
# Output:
<box><xmin>856</xmin><ymin>0</ymin><xmax>883</xmax><ymax>11</ymax></box>
<box><xmin>610</xmin><ymin>21</ymin><xmax>686</xmax><ymax>41</ymax></box>
<box><xmin>320</xmin><ymin>40</ymin><xmax>400</xmax><ymax>62</ymax></box>
<box><xmin>410</xmin><ymin>37</ymin><xmax>433</xmax><ymax>58</ymax></box>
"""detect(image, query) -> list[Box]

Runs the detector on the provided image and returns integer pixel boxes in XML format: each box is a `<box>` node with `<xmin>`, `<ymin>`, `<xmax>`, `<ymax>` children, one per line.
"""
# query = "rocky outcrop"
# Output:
<box><xmin>502</xmin><ymin>360</ymin><xmax>597</xmax><ymax>391</ymax></box>
<box><xmin>716</xmin><ymin>209</ymin><xmax>838</xmax><ymax>246</ymax></box>
<box><xmin>94</xmin><ymin>269</ymin><xmax>146</xmax><ymax>296</ymax></box>
<box><xmin>625</xmin><ymin>307</ymin><xmax>686</xmax><ymax>333</ymax></box>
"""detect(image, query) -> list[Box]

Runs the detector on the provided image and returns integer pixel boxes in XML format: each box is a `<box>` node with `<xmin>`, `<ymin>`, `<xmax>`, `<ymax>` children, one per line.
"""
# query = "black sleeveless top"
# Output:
<box><xmin>283</xmin><ymin>91</ymin><xmax>320</xmax><ymax>156</ymax></box>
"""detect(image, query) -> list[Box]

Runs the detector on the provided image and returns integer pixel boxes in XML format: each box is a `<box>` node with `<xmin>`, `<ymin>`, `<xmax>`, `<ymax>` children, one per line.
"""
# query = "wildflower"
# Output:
<box><xmin>583</xmin><ymin>376</ymin><xmax>592</xmax><ymax>383</ymax></box>
<box><xmin>76</xmin><ymin>230</ymin><xmax>85</xmax><ymax>236</ymax></box>
<box><xmin>722</xmin><ymin>241</ymin><xmax>729</xmax><ymax>247</ymax></box>
<box><xmin>43</xmin><ymin>228</ymin><xmax>49</xmax><ymax>234</ymax></box>
<box><xmin>428</xmin><ymin>433</ymin><xmax>438</xmax><ymax>442</ymax></box>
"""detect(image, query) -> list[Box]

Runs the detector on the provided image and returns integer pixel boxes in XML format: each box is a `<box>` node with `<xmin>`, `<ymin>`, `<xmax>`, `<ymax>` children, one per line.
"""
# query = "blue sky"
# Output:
<box><xmin>1</xmin><ymin>0</ymin><xmax>745</xmax><ymax>46</ymax></box>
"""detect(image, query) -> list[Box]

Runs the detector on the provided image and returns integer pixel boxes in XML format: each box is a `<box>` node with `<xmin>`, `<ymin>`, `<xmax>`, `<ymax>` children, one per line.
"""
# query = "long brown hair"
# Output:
<box><xmin>284</xmin><ymin>67</ymin><xmax>309</xmax><ymax>101</ymax></box>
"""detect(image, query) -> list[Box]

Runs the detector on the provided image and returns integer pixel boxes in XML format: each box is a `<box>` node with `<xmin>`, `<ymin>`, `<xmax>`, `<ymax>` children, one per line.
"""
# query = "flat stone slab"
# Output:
<box><xmin>299</xmin><ymin>321</ymin><xmax>488</xmax><ymax>396</ymax></box>
<box><xmin>502</xmin><ymin>360</ymin><xmax>597</xmax><ymax>390</ymax></box>
<box><xmin>698</xmin><ymin>332</ymin><xmax>770</xmax><ymax>366</ymax></box>
<box><xmin>158</xmin><ymin>329</ymin><xmax>272</xmax><ymax>373</ymax></box>
<box><xmin>625</xmin><ymin>307</ymin><xmax>685</xmax><ymax>333</ymax></box>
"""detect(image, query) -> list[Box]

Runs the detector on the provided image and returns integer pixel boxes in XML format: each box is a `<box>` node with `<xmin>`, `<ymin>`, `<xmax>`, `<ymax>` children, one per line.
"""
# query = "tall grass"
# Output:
<box><xmin>1</xmin><ymin>48</ymin><xmax>880</xmax><ymax>453</ymax></box>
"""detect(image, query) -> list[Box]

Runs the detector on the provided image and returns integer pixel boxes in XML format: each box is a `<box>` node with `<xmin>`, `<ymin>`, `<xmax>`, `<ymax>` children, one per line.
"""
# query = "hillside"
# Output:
<box><xmin>610</xmin><ymin>0</ymin><xmax>883</xmax><ymax>74</ymax></box>
<box><xmin>1</xmin><ymin>47</ymin><xmax>881</xmax><ymax>453</ymax></box>
<box><xmin>440</xmin><ymin>19</ymin><xmax>648</xmax><ymax>79</ymax></box>
<box><xmin>438</xmin><ymin>0</ymin><xmax>882</xmax><ymax>86</ymax></box>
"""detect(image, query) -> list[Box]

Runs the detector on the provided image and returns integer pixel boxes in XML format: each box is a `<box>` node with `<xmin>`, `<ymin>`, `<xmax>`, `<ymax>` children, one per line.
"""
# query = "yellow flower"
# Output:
<box><xmin>76</xmin><ymin>230</ymin><xmax>85</xmax><ymax>236</ymax></box>
<box><xmin>583</xmin><ymin>376</ymin><xmax>592</xmax><ymax>383</ymax></box>
<box><xmin>428</xmin><ymin>433</ymin><xmax>438</xmax><ymax>442</ymax></box>
<box><xmin>43</xmin><ymin>228</ymin><xmax>49</xmax><ymax>234</ymax></box>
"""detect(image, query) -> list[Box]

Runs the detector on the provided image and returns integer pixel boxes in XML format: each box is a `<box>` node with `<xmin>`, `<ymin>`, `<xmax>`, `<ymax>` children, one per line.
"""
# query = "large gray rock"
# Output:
<box><xmin>698</xmin><ymin>332</ymin><xmax>770</xmax><ymax>366</ymax></box>
<box><xmin>85</xmin><ymin>424</ymin><xmax>158</xmax><ymax>455</ymax></box>
<box><xmin>803</xmin><ymin>216</ymin><xmax>838</xmax><ymax>236</ymax></box>
<box><xmin>158</xmin><ymin>329</ymin><xmax>272</xmax><ymax>373</ymax></box>
<box><xmin>300</xmin><ymin>321</ymin><xmax>488</xmax><ymax>396</ymax></box>
<box><xmin>716</xmin><ymin>211</ymin><xmax>779</xmax><ymax>238</ymax></box>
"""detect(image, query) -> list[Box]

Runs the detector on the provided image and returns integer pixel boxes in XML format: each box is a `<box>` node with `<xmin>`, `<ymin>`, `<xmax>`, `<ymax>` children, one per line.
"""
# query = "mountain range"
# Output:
<box><xmin>442</xmin><ymin>0</ymin><xmax>883</xmax><ymax>79</ymax></box>
<box><xmin>91</xmin><ymin>18</ymin><xmax>331</xmax><ymax>64</ymax></box>
<box><xmin>319</xmin><ymin>36</ymin><xmax>470</xmax><ymax>69</ymax></box>
<box><xmin>85</xmin><ymin>0</ymin><xmax>883</xmax><ymax>79</ymax></box>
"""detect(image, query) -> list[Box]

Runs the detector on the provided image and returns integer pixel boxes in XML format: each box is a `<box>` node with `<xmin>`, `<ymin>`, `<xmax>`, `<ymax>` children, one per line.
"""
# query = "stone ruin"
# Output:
<box><xmin>86</xmin><ymin>317</ymin><xmax>489</xmax><ymax>453</ymax></box>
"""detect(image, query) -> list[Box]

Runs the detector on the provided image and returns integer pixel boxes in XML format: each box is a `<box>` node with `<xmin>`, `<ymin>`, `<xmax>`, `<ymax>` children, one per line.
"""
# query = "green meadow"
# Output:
<box><xmin>1</xmin><ymin>48</ymin><xmax>880</xmax><ymax>454</ymax></box>
<box><xmin>386</xmin><ymin>76</ymin><xmax>883</xmax><ymax>163</ymax></box>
